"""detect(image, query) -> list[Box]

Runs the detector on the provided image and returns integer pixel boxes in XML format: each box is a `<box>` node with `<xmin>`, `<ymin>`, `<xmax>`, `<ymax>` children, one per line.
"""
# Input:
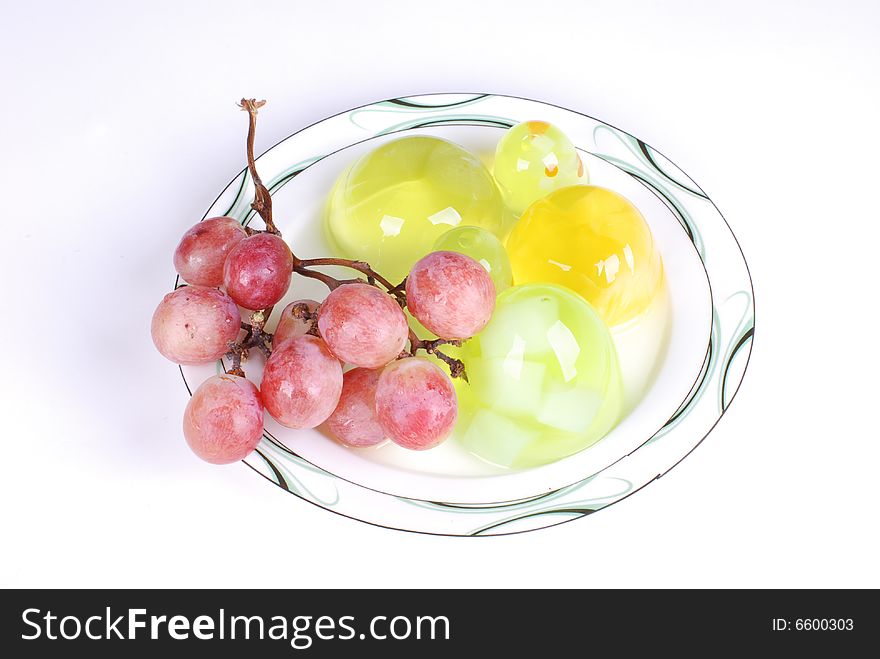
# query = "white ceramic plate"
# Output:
<box><xmin>178</xmin><ymin>94</ymin><xmax>754</xmax><ymax>536</ymax></box>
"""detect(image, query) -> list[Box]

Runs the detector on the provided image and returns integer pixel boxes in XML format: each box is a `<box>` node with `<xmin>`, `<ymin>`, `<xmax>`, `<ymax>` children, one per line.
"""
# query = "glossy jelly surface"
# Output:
<box><xmin>456</xmin><ymin>283</ymin><xmax>623</xmax><ymax>468</ymax></box>
<box><xmin>506</xmin><ymin>185</ymin><xmax>664</xmax><ymax>327</ymax></box>
<box><xmin>325</xmin><ymin>136</ymin><xmax>506</xmax><ymax>282</ymax></box>
<box><xmin>432</xmin><ymin>226</ymin><xmax>512</xmax><ymax>293</ymax></box>
<box><xmin>493</xmin><ymin>120</ymin><xmax>587</xmax><ymax>215</ymax></box>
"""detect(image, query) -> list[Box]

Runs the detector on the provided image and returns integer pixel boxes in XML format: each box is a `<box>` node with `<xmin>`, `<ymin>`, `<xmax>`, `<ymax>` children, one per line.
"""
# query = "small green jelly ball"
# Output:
<box><xmin>432</xmin><ymin>226</ymin><xmax>512</xmax><ymax>292</ymax></box>
<box><xmin>493</xmin><ymin>120</ymin><xmax>587</xmax><ymax>215</ymax></box>
<box><xmin>325</xmin><ymin>136</ymin><xmax>506</xmax><ymax>282</ymax></box>
<box><xmin>456</xmin><ymin>283</ymin><xmax>622</xmax><ymax>468</ymax></box>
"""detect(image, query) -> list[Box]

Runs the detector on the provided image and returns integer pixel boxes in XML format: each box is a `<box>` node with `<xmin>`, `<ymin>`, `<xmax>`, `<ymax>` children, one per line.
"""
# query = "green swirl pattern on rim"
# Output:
<box><xmin>184</xmin><ymin>93</ymin><xmax>754</xmax><ymax>536</ymax></box>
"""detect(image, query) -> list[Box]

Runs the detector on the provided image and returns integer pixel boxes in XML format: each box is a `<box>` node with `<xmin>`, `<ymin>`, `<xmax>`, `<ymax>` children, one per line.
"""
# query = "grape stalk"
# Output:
<box><xmin>231</xmin><ymin>98</ymin><xmax>467</xmax><ymax>378</ymax></box>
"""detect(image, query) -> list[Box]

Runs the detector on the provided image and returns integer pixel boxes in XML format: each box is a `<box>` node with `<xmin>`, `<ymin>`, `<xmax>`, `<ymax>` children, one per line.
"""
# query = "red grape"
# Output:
<box><xmin>261</xmin><ymin>335</ymin><xmax>343</xmax><ymax>429</ymax></box>
<box><xmin>273</xmin><ymin>299</ymin><xmax>319</xmax><ymax>347</ymax></box>
<box><xmin>183</xmin><ymin>374</ymin><xmax>264</xmax><ymax>464</ymax></box>
<box><xmin>325</xmin><ymin>368</ymin><xmax>386</xmax><ymax>447</ymax></box>
<box><xmin>151</xmin><ymin>286</ymin><xmax>241</xmax><ymax>365</ymax></box>
<box><xmin>222</xmin><ymin>233</ymin><xmax>293</xmax><ymax>310</ymax></box>
<box><xmin>173</xmin><ymin>216</ymin><xmax>247</xmax><ymax>287</ymax></box>
<box><xmin>375</xmin><ymin>358</ymin><xmax>457</xmax><ymax>450</ymax></box>
<box><xmin>317</xmin><ymin>283</ymin><xmax>408</xmax><ymax>368</ymax></box>
<box><xmin>406</xmin><ymin>251</ymin><xmax>495</xmax><ymax>339</ymax></box>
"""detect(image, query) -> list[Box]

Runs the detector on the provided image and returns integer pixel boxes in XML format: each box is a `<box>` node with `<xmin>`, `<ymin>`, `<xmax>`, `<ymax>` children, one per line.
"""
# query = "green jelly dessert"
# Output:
<box><xmin>325</xmin><ymin>136</ymin><xmax>506</xmax><ymax>282</ymax></box>
<box><xmin>456</xmin><ymin>283</ymin><xmax>623</xmax><ymax>468</ymax></box>
<box><xmin>432</xmin><ymin>225</ymin><xmax>512</xmax><ymax>293</ymax></box>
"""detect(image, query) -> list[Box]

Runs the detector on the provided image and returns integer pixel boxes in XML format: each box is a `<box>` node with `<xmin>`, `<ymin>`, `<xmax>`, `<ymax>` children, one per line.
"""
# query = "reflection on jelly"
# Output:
<box><xmin>324</xmin><ymin>136</ymin><xmax>506</xmax><ymax>282</ymax></box>
<box><xmin>505</xmin><ymin>185</ymin><xmax>664</xmax><ymax>327</ymax></box>
<box><xmin>456</xmin><ymin>283</ymin><xmax>623</xmax><ymax>469</ymax></box>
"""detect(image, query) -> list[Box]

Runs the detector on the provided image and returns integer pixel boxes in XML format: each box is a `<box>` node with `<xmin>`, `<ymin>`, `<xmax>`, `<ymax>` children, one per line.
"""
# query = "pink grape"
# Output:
<box><xmin>406</xmin><ymin>251</ymin><xmax>495</xmax><ymax>340</ymax></box>
<box><xmin>173</xmin><ymin>216</ymin><xmax>247</xmax><ymax>287</ymax></box>
<box><xmin>261</xmin><ymin>335</ymin><xmax>343</xmax><ymax>429</ymax></box>
<box><xmin>375</xmin><ymin>358</ymin><xmax>457</xmax><ymax>450</ymax></box>
<box><xmin>317</xmin><ymin>283</ymin><xmax>408</xmax><ymax>368</ymax></box>
<box><xmin>151</xmin><ymin>286</ymin><xmax>241</xmax><ymax>365</ymax></box>
<box><xmin>325</xmin><ymin>368</ymin><xmax>386</xmax><ymax>447</ymax></box>
<box><xmin>183</xmin><ymin>374</ymin><xmax>264</xmax><ymax>464</ymax></box>
<box><xmin>273</xmin><ymin>299</ymin><xmax>319</xmax><ymax>347</ymax></box>
<box><xmin>222</xmin><ymin>232</ymin><xmax>293</xmax><ymax>310</ymax></box>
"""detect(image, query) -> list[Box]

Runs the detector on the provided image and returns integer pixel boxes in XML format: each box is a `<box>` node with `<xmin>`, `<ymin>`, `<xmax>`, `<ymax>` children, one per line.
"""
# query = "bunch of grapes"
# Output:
<box><xmin>151</xmin><ymin>100</ymin><xmax>495</xmax><ymax>465</ymax></box>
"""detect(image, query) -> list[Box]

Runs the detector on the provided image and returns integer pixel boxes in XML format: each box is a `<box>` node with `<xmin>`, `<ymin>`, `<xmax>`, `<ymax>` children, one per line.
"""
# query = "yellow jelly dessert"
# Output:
<box><xmin>505</xmin><ymin>185</ymin><xmax>664</xmax><ymax>327</ymax></box>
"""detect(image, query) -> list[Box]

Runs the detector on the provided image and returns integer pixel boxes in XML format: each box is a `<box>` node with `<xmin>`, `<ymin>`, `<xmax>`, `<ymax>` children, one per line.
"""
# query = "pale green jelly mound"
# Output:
<box><xmin>456</xmin><ymin>283</ymin><xmax>623</xmax><ymax>469</ymax></box>
<box><xmin>432</xmin><ymin>225</ymin><xmax>513</xmax><ymax>293</ymax></box>
<box><xmin>325</xmin><ymin>136</ymin><xmax>507</xmax><ymax>283</ymax></box>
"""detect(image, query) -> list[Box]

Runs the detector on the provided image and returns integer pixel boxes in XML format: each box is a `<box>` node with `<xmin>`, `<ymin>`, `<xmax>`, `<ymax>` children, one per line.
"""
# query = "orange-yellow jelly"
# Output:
<box><xmin>505</xmin><ymin>185</ymin><xmax>664</xmax><ymax>327</ymax></box>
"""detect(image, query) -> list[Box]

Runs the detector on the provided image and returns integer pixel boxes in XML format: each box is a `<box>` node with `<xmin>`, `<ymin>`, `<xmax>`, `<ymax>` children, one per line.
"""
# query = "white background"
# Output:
<box><xmin>1</xmin><ymin>0</ymin><xmax>878</xmax><ymax>588</ymax></box>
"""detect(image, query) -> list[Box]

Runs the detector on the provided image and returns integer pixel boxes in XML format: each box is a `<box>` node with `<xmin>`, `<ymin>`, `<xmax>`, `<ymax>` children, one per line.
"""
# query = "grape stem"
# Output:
<box><xmin>239</xmin><ymin>98</ymin><xmax>279</xmax><ymax>237</ymax></box>
<box><xmin>249</xmin><ymin>307</ymin><xmax>272</xmax><ymax>332</ymax></box>
<box><xmin>292</xmin><ymin>259</ymin><xmax>407</xmax><ymax>307</ymax></box>
<box><xmin>407</xmin><ymin>330</ymin><xmax>467</xmax><ymax>381</ymax></box>
<box><xmin>293</xmin><ymin>265</ymin><xmax>361</xmax><ymax>291</ymax></box>
<box><xmin>387</xmin><ymin>277</ymin><xmax>407</xmax><ymax>296</ymax></box>
<box><xmin>226</xmin><ymin>322</ymin><xmax>273</xmax><ymax>377</ymax></box>
<box><xmin>239</xmin><ymin>98</ymin><xmax>408</xmax><ymax>304</ymax></box>
<box><xmin>289</xmin><ymin>301</ymin><xmax>321</xmax><ymax>336</ymax></box>
<box><xmin>225</xmin><ymin>99</ymin><xmax>468</xmax><ymax>380</ymax></box>
<box><xmin>295</xmin><ymin>258</ymin><xmax>397</xmax><ymax>291</ymax></box>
